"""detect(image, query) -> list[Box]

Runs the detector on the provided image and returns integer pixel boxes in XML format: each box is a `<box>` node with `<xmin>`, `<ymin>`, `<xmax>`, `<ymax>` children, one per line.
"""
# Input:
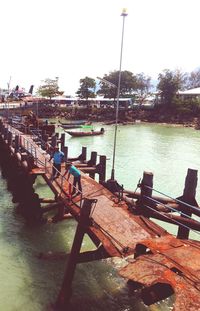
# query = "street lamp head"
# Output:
<box><xmin>121</xmin><ymin>8</ymin><xmax>128</xmax><ymax>17</ymax></box>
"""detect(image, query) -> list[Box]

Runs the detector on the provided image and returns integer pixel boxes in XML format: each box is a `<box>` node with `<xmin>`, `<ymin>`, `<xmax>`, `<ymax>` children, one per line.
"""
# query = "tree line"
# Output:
<box><xmin>37</xmin><ymin>68</ymin><xmax>200</xmax><ymax>108</ymax></box>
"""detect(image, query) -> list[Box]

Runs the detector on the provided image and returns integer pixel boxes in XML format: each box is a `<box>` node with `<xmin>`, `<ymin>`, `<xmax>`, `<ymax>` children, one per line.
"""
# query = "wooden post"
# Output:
<box><xmin>4</xmin><ymin>127</ymin><xmax>8</xmax><ymax>141</ymax></box>
<box><xmin>63</xmin><ymin>146</ymin><xmax>68</xmax><ymax>162</ymax></box>
<box><xmin>99</xmin><ymin>155</ymin><xmax>106</xmax><ymax>183</ymax></box>
<box><xmin>15</xmin><ymin>135</ymin><xmax>20</xmax><ymax>153</ymax></box>
<box><xmin>177</xmin><ymin>168</ymin><xmax>198</xmax><ymax>239</ymax></box>
<box><xmin>51</xmin><ymin>134</ymin><xmax>57</xmax><ymax>148</ymax></box>
<box><xmin>80</xmin><ymin>146</ymin><xmax>87</xmax><ymax>162</ymax></box>
<box><xmin>140</xmin><ymin>171</ymin><xmax>153</xmax><ymax>215</ymax></box>
<box><xmin>88</xmin><ymin>152</ymin><xmax>97</xmax><ymax>179</ymax></box>
<box><xmin>55</xmin><ymin>198</ymin><xmax>95</xmax><ymax>310</ymax></box>
<box><xmin>1</xmin><ymin>125</ymin><xmax>5</xmax><ymax>137</ymax></box>
<box><xmin>0</xmin><ymin>120</ymin><xmax>3</xmax><ymax>133</ymax></box>
<box><xmin>60</xmin><ymin>133</ymin><xmax>65</xmax><ymax>151</ymax></box>
<box><xmin>7</xmin><ymin>131</ymin><xmax>13</xmax><ymax>146</ymax></box>
<box><xmin>88</xmin><ymin>151</ymin><xmax>97</xmax><ymax>166</ymax></box>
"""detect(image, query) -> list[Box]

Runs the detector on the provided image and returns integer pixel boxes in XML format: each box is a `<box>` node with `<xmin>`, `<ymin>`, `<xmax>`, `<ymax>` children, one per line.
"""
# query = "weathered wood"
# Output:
<box><xmin>140</xmin><ymin>171</ymin><xmax>153</xmax><ymax>215</ymax></box>
<box><xmin>7</xmin><ymin>131</ymin><xmax>13</xmax><ymax>146</ymax></box>
<box><xmin>55</xmin><ymin>198</ymin><xmax>95</xmax><ymax>309</ymax></box>
<box><xmin>15</xmin><ymin>135</ymin><xmax>20</xmax><ymax>153</ymax></box>
<box><xmin>98</xmin><ymin>155</ymin><xmax>106</xmax><ymax>183</ymax></box>
<box><xmin>60</xmin><ymin>133</ymin><xmax>65</xmax><ymax>151</ymax></box>
<box><xmin>51</xmin><ymin>134</ymin><xmax>57</xmax><ymax>148</ymax></box>
<box><xmin>177</xmin><ymin>168</ymin><xmax>198</xmax><ymax>239</ymax></box>
<box><xmin>87</xmin><ymin>151</ymin><xmax>97</xmax><ymax>166</ymax></box>
<box><xmin>124</xmin><ymin>189</ymin><xmax>176</xmax><ymax>204</ymax></box>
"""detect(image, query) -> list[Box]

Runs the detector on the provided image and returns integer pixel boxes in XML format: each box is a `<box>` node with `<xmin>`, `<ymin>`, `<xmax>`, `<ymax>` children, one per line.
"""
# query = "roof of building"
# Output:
<box><xmin>177</xmin><ymin>87</ymin><xmax>200</xmax><ymax>95</ymax></box>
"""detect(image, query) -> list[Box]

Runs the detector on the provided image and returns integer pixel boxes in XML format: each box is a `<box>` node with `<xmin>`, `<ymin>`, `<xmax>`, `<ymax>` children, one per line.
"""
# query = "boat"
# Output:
<box><xmin>58</xmin><ymin>120</ymin><xmax>88</xmax><ymax>126</ymax></box>
<box><xmin>65</xmin><ymin>127</ymin><xmax>105</xmax><ymax>137</ymax></box>
<box><xmin>59</xmin><ymin>120</ymin><xmax>92</xmax><ymax>129</ymax></box>
<box><xmin>60</xmin><ymin>124</ymin><xmax>82</xmax><ymax>129</ymax></box>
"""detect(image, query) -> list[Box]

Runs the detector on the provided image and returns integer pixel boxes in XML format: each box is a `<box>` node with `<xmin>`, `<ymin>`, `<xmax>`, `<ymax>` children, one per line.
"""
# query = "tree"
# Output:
<box><xmin>186</xmin><ymin>68</ymin><xmax>200</xmax><ymax>89</ymax></box>
<box><xmin>97</xmin><ymin>70</ymin><xmax>137</xmax><ymax>98</ymax></box>
<box><xmin>37</xmin><ymin>78</ymin><xmax>63</xmax><ymax>99</ymax></box>
<box><xmin>135</xmin><ymin>73</ymin><xmax>152</xmax><ymax>95</ymax></box>
<box><xmin>157</xmin><ymin>69</ymin><xmax>184</xmax><ymax>107</ymax></box>
<box><xmin>76</xmin><ymin>77</ymin><xmax>96</xmax><ymax>99</ymax></box>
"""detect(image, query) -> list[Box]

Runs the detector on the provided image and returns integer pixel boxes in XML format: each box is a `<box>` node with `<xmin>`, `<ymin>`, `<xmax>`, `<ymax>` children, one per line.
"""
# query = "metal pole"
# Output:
<box><xmin>111</xmin><ymin>9</ymin><xmax>128</xmax><ymax>180</ymax></box>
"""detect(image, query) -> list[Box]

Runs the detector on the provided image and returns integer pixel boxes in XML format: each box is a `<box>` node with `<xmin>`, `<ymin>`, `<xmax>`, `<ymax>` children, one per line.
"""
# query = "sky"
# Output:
<box><xmin>1</xmin><ymin>0</ymin><xmax>200</xmax><ymax>95</ymax></box>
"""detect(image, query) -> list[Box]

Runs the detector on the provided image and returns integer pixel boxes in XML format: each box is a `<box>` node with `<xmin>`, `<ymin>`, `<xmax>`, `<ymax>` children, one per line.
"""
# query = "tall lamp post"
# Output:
<box><xmin>111</xmin><ymin>8</ymin><xmax>128</xmax><ymax>180</ymax></box>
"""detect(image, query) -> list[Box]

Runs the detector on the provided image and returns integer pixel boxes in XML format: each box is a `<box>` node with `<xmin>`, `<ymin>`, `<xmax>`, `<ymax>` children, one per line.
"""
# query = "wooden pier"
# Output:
<box><xmin>0</xmin><ymin>118</ymin><xmax>200</xmax><ymax>311</ymax></box>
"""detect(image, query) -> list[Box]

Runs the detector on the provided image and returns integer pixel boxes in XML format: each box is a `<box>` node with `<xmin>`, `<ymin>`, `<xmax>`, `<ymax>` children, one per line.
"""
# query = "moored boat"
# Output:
<box><xmin>60</xmin><ymin>124</ymin><xmax>82</xmax><ymax>129</ymax></box>
<box><xmin>65</xmin><ymin>127</ymin><xmax>105</xmax><ymax>137</ymax></box>
<box><xmin>58</xmin><ymin>120</ymin><xmax>88</xmax><ymax>126</ymax></box>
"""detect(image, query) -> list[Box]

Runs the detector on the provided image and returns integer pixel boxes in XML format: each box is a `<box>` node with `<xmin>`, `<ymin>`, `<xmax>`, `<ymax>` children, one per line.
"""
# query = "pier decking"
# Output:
<box><xmin>0</xmin><ymin>119</ymin><xmax>200</xmax><ymax>310</ymax></box>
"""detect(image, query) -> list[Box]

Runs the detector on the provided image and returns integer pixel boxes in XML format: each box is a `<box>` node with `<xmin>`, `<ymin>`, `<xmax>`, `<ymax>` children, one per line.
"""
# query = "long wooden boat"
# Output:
<box><xmin>60</xmin><ymin>124</ymin><xmax>82</xmax><ymax>129</ymax></box>
<box><xmin>58</xmin><ymin>120</ymin><xmax>88</xmax><ymax>126</ymax></box>
<box><xmin>65</xmin><ymin>128</ymin><xmax>105</xmax><ymax>137</ymax></box>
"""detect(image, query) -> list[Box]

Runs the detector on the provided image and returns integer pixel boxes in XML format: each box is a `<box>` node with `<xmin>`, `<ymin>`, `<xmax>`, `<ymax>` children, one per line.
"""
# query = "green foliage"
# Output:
<box><xmin>97</xmin><ymin>71</ymin><xmax>135</xmax><ymax>98</ymax></box>
<box><xmin>97</xmin><ymin>70</ymin><xmax>152</xmax><ymax>98</ymax></box>
<box><xmin>135</xmin><ymin>73</ymin><xmax>152</xmax><ymax>95</ymax></box>
<box><xmin>157</xmin><ymin>69</ymin><xmax>184</xmax><ymax>107</ymax></box>
<box><xmin>186</xmin><ymin>68</ymin><xmax>200</xmax><ymax>89</ymax></box>
<box><xmin>76</xmin><ymin>76</ymin><xmax>96</xmax><ymax>99</ymax></box>
<box><xmin>175</xmin><ymin>97</ymin><xmax>200</xmax><ymax>115</ymax></box>
<box><xmin>37</xmin><ymin>78</ymin><xmax>63</xmax><ymax>99</ymax></box>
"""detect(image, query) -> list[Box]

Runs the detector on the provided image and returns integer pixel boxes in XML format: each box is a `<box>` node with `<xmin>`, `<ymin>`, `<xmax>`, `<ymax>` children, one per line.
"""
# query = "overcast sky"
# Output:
<box><xmin>1</xmin><ymin>0</ymin><xmax>200</xmax><ymax>95</ymax></box>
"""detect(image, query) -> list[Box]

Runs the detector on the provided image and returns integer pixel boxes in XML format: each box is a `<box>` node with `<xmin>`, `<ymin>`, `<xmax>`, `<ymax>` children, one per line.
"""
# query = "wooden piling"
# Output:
<box><xmin>88</xmin><ymin>151</ymin><xmax>97</xmax><ymax>166</ymax></box>
<box><xmin>63</xmin><ymin>146</ymin><xmax>68</xmax><ymax>162</ymax></box>
<box><xmin>177</xmin><ymin>168</ymin><xmax>198</xmax><ymax>239</ymax></box>
<box><xmin>4</xmin><ymin>127</ymin><xmax>8</xmax><ymax>141</ymax></box>
<box><xmin>51</xmin><ymin>134</ymin><xmax>57</xmax><ymax>148</ymax></box>
<box><xmin>140</xmin><ymin>171</ymin><xmax>153</xmax><ymax>215</ymax></box>
<box><xmin>55</xmin><ymin>198</ymin><xmax>95</xmax><ymax>309</ymax></box>
<box><xmin>15</xmin><ymin>135</ymin><xmax>20</xmax><ymax>153</ymax></box>
<box><xmin>88</xmin><ymin>152</ymin><xmax>97</xmax><ymax>179</ymax></box>
<box><xmin>7</xmin><ymin>131</ymin><xmax>13</xmax><ymax>146</ymax></box>
<box><xmin>60</xmin><ymin>133</ymin><xmax>65</xmax><ymax>151</ymax></box>
<box><xmin>80</xmin><ymin>146</ymin><xmax>87</xmax><ymax>161</ymax></box>
<box><xmin>99</xmin><ymin>155</ymin><xmax>106</xmax><ymax>183</ymax></box>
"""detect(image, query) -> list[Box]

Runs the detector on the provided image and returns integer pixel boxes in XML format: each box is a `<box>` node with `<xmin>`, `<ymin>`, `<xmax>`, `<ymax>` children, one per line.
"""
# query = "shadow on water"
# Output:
<box><xmin>0</xmin><ymin>171</ymin><xmax>174</xmax><ymax>311</ymax></box>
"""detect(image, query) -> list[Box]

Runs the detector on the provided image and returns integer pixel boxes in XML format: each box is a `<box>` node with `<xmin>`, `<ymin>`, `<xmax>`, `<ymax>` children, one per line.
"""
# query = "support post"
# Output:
<box><xmin>4</xmin><ymin>127</ymin><xmax>8</xmax><ymax>141</ymax></box>
<box><xmin>63</xmin><ymin>146</ymin><xmax>68</xmax><ymax>162</ymax></box>
<box><xmin>60</xmin><ymin>133</ymin><xmax>65</xmax><ymax>151</ymax></box>
<box><xmin>7</xmin><ymin>131</ymin><xmax>13</xmax><ymax>146</ymax></box>
<box><xmin>87</xmin><ymin>151</ymin><xmax>97</xmax><ymax>166</ymax></box>
<box><xmin>51</xmin><ymin>134</ymin><xmax>57</xmax><ymax>148</ymax></box>
<box><xmin>177</xmin><ymin>168</ymin><xmax>198</xmax><ymax>239</ymax></box>
<box><xmin>79</xmin><ymin>147</ymin><xmax>87</xmax><ymax>162</ymax></box>
<box><xmin>99</xmin><ymin>155</ymin><xmax>106</xmax><ymax>183</ymax></box>
<box><xmin>55</xmin><ymin>198</ymin><xmax>95</xmax><ymax>310</ymax></box>
<box><xmin>88</xmin><ymin>152</ymin><xmax>97</xmax><ymax>179</ymax></box>
<box><xmin>140</xmin><ymin>171</ymin><xmax>153</xmax><ymax>216</ymax></box>
<box><xmin>15</xmin><ymin>135</ymin><xmax>20</xmax><ymax>153</ymax></box>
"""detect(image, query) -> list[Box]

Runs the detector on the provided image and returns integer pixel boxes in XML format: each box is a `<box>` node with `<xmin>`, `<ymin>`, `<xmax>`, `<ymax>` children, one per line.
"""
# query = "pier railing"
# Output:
<box><xmin>142</xmin><ymin>188</ymin><xmax>200</xmax><ymax>237</ymax></box>
<box><xmin>136</xmin><ymin>170</ymin><xmax>200</xmax><ymax>239</ymax></box>
<box><xmin>4</xmin><ymin>123</ymin><xmax>84</xmax><ymax>208</ymax></box>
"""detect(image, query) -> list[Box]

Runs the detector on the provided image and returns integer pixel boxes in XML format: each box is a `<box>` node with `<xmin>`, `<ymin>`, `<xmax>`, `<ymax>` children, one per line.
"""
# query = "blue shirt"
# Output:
<box><xmin>53</xmin><ymin>151</ymin><xmax>64</xmax><ymax>164</ymax></box>
<box><xmin>69</xmin><ymin>165</ymin><xmax>81</xmax><ymax>177</ymax></box>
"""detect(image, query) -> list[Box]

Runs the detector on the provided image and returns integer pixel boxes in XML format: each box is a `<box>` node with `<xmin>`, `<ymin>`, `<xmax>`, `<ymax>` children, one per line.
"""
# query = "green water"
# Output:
<box><xmin>0</xmin><ymin>122</ymin><xmax>200</xmax><ymax>310</ymax></box>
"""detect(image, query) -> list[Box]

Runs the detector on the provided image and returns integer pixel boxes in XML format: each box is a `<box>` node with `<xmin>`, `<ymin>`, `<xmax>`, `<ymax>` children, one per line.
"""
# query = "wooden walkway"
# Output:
<box><xmin>2</xmin><ymin>122</ymin><xmax>200</xmax><ymax>310</ymax></box>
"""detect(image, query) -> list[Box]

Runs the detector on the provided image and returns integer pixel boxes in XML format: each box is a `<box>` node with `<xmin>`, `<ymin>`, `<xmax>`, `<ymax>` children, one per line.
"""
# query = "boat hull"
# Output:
<box><xmin>66</xmin><ymin>128</ymin><xmax>105</xmax><ymax>137</ymax></box>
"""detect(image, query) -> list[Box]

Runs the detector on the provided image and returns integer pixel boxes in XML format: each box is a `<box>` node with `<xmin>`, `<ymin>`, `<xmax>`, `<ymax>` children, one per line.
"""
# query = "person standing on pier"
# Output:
<box><xmin>64</xmin><ymin>162</ymin><xmax>82</xmax><ymax>196</ymax></box>
<box><xmin>49</xmin><ymin>146</ymin><xmax>64</xmax><ymax>180</ymax></box>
